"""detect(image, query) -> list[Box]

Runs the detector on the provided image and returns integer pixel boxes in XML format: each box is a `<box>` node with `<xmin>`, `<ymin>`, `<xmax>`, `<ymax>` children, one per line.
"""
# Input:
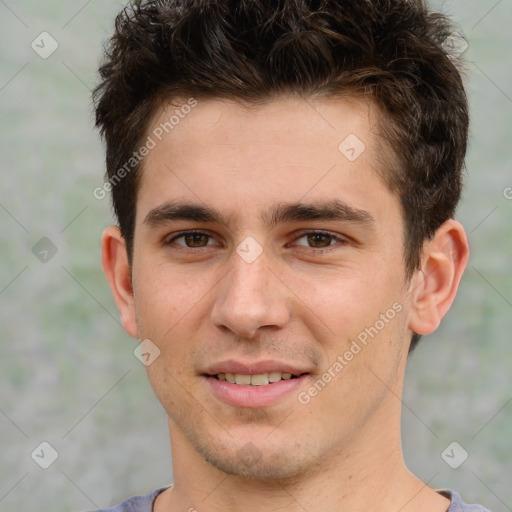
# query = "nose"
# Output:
<box><xmin>210</xmin><ymin>249</ymin><xmax>291</xmax><ymax>339</ymax></box>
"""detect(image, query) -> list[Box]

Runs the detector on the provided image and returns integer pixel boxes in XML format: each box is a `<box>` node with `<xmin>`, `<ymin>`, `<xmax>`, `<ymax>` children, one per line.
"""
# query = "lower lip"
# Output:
<box><xmin>204</xmin><ymin>375</ymin><xmax>309</xmax><ymax>408</ymax></box>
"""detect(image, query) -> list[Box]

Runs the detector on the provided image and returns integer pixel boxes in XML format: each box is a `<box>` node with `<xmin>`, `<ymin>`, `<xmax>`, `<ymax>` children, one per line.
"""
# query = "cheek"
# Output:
<box><xmin>298</xmin><ymin>267</ymin><xmax>408</xmax><ymax>379</ymax></box>
<box><xmin>294</xmin><ymin>264</ymin><xmax>402</xmax><ymax>330</ymax></box>
<box><xmin>133</xmin><ymin>261</ymin><xmax>210</xmax><ymax>323</ymax></box>
<box><xmin>132</xmin><ymin>263</ymin><xmax>220</xmax><ymax>370</ymax></box>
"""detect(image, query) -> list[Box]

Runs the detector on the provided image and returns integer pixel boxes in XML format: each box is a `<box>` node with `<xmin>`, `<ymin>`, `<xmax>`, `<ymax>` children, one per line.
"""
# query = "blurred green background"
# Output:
<box><xmin>0</xmin><ymin>1</ymin><xmax>511</xmax><ymax>510</ymax></box>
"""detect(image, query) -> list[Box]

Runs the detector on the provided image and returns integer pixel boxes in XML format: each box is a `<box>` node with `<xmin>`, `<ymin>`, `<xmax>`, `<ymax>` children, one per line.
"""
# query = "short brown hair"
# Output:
<box><xmin>93</xmin><ymin>0</ymin><xmax>469</xmax><ymax>351</ymax></box>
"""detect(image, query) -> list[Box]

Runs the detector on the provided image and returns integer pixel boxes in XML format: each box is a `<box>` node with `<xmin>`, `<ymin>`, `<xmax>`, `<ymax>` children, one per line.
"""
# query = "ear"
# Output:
<box><xmin>101</xmin><ymin>226</ymin><xmax>139</xmax><ymax>338</ymax></box>
<box><xmin>408</xmin><ymin>219</ymin><xmax>469</xmax><ymax>336</ymax></box>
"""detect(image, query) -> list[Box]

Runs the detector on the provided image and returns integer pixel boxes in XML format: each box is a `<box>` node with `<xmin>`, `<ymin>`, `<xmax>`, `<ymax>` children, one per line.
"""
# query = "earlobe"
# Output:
<box><xmin>408</xmin><ymin>220</ymin><xmax>469</xmax><ymax>336</ymax></box>
<box><xmin>101</xmin><ymin>226</ymin><xmax>139</xmax><ymax>338</ymax></box>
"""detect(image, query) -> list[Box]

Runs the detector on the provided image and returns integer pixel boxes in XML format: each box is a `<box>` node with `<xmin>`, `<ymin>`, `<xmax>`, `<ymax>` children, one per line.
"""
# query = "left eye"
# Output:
<box><xmin>293</xmin><ymin>232</ymin><xmax>344</xmax><ymax>249</ymax></box>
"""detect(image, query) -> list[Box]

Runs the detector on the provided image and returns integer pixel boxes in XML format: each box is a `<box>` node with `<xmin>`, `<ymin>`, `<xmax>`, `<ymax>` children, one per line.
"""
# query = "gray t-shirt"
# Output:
<box><xmin>92</xmin><ymin>488</ymin><xmax>491</xmax><ymax>511</ymax></box>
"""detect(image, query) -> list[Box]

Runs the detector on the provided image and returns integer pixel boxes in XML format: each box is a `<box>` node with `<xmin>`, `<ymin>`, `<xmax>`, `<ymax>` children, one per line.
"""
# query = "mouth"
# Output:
<box><xmin>212</xmin><ymin>371</ymin><xmax>301</xmax><ymax>386</ymax></box>
<box><xmin>202</xmin><ymin>363</ymin><xmax>310</xmax><ymax>408</ymax></box>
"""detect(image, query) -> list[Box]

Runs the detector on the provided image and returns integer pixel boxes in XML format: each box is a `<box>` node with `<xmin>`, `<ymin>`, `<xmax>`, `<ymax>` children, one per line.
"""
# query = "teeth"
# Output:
<box><xmin>235</xmin><ymin>374</ymin><xmax>251</xmax><ymax>385</ymax></box>
<box><xmin>215</xmin><ymin>372</ymin><xmax>297</xmax><ymax>385</ymax></box>
<box><xmin>268</xmin><ymin>371</ymin><xmax>282</xmax><ymax>383</ymax></box>
<box><xmin>250</xmin><ymin>374</ymin><xmax>269</xmax><ymax>386</ymax></box>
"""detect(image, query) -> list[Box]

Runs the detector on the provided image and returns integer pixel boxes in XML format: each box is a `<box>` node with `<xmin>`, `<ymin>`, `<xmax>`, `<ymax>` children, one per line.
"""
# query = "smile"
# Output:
<box><xmin>204</xmin><ymin>373</ymin><xmax>309</xmax><ymax>408</ymax></box>
<box><xmin>214</xmin><ymin>372</ymin><xmax>298</xmax><ymax>386</ymax></box>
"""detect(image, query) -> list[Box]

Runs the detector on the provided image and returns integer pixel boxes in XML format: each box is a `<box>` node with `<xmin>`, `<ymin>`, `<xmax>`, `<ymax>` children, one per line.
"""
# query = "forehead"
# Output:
<box><xmin>147</xmin><ymin>94</ymin><xmax>379</xmax><ymax>152</ymax></box>
<box><xmin>136</xmin><ymin>94</ymin><xmax>399</xmax><ymax>229</ymax></box>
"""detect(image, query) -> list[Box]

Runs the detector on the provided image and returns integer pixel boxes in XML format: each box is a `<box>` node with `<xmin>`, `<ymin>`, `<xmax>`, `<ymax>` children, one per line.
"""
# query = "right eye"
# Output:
<box><xmin>167</xmin><ymin>231</ymin><xmax>219</xmax><ymax>248</ymax></box>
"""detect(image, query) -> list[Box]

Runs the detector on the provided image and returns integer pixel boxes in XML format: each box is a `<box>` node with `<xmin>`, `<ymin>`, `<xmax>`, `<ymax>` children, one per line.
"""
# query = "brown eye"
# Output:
<box><xmin>292</xmin><ymin>231</ymin><xmax>348</xmax><ymax>252</ymax></box>
<box><xmin>168</xmin><ymin>231</ymin><xmax>217</xmax><ymax>248</ymax></box>
<box><xmin>183</xmin><ymin>233</ymin><xmax>210</xmax><ymax>247</ymax></box>
<box><xmin>306</xmin><ymin>233</ymin><xmax>333</xmax><ymax>248</ymax></box>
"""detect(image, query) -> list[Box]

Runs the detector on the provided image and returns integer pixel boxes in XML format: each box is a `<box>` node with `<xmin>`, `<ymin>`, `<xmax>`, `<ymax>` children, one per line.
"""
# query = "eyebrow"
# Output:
<box><xmin>143</xmin><ymin>200</ymin><xmax>375</xmax><ymax>230</ymax></box>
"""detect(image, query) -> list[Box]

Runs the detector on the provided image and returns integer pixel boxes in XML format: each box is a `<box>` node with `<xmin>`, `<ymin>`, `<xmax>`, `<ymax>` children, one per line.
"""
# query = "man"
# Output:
<box><xmin>92</xmin><ymin>0</ymin><xmax>490</xmax><ymax>510</ymax></box>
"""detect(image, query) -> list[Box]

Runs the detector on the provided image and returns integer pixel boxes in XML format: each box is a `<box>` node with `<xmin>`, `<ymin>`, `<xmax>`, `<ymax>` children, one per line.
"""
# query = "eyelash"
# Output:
<box><xmin>165</xmin><ymin>229</ymin><xmax>349</xmax><ymax>253</ymax></box>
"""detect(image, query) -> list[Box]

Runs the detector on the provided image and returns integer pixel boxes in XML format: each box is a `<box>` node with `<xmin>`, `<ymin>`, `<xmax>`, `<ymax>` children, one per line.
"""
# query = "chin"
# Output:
<box><xmin>168</xmin><ymin>403</ymin><xmax>326</xmax><ymax>480</ymax></box>
<box><xmin>202</xmin><ymin>449</ymin><xmax>311</xmax><ymax>480</ymax></box>
<box><xmin>192</xmin><ymin>431</ymin><xmax>322</xmax><ymax>481</ymax></box>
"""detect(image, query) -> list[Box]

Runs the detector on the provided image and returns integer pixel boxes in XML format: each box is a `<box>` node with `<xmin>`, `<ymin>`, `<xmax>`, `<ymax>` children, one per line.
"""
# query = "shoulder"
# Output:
<box><xmin>87</xmin><ymin>488</ymin><xmax>168</xmax><ymax>512</ymax></box>
<box><xmin>439</xmin><ymin>490</ymin><xmax>492</xmax><ymax>512</ymax></box>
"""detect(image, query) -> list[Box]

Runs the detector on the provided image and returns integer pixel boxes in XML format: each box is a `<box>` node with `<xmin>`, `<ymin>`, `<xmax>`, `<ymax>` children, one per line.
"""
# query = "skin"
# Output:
<box><xmin>102</xmin><ymin>95</ymin><xmax>469</xmax><ymax>512</ymax></box>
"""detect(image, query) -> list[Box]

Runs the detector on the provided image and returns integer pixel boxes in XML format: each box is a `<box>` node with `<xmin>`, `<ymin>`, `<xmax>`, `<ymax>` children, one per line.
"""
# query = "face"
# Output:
<box><xmin>127</xmin><ymin>95</ymin><xmax>415</xmax><ymax>479</ymax></box>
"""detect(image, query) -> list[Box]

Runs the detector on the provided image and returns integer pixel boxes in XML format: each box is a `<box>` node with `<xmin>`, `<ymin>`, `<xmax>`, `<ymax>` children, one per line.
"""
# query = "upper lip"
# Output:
<box><xmin>203</xmin><ymin>360</ymin><xmax>310</xmax><ymax>376</ymax></box>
